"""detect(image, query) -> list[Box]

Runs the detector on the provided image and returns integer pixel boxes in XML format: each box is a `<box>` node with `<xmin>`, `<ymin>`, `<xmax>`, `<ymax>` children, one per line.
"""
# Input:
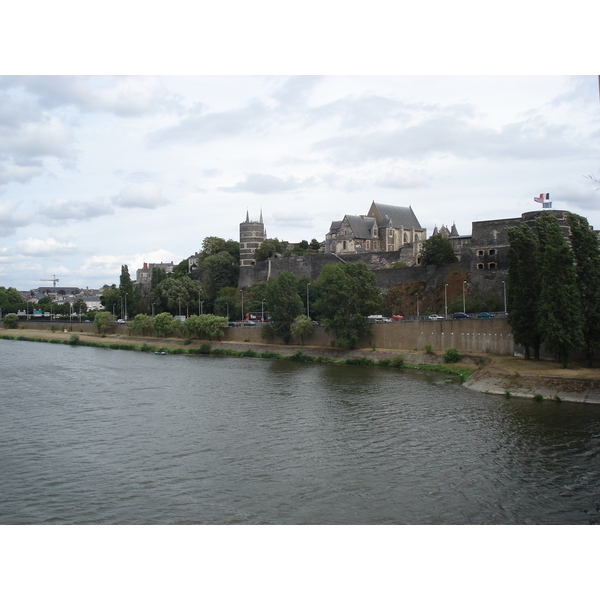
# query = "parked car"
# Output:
<box><xmin>428</xmin><ymin>314</ymin><xmax>444</xmax><ymax>320</ymax></box>
<box><xmin>453</xmin><ymin>312</ymin><xmax>470</xmax><ymax>319</ymax></box>
<box><xmin>477</xmin><ymin>312</ymin><xmax>495</xmax><ymax>318</ymax></box>
<box><xmin>228</xmin><ymin>321</ymin><xmax>240</xmax><ymax>327</ymax></box>
<box><xmin>391</xmin><ymin>315</ymin><xmax>404</xmax><ymax>321</ymax></box>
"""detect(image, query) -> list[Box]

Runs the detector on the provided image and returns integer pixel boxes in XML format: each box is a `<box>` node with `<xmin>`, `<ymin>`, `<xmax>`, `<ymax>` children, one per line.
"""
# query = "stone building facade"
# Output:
<box><xmin>324</xmin><ymin>201</ymin><xmax>427</xmax><ymax>262</ymax></box>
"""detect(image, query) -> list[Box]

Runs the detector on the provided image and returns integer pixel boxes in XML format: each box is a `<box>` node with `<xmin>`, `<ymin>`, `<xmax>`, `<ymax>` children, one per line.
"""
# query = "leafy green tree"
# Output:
<box><xmin>94</xmin><ymin>311</ymin><xmax>114</xmax><ymax>334</ymax></box>
<box><xmin>2</xmin><ymin>313</ymin><xmax>18</xmax><ymax>328</ymax></box>
<box><xmin>182</xmin><ymin>314</ymin><xmax>202</xmax><ymax>339</ymax></box>
<box><xmin>213</xmin><ymin>286</ymin><xmax>239</xmax><ymax>319</ymax></box>
<box><xmin>299</xmin><ymin>240</ymin><xmax>309</xmax><ymax>250</ymax></box>
<box><xmin>100</xmin><ymin>285</ymin><xmax>121</xmax><ymax>316</ymax></box>
<box><xmin>197</xmin><ymin>314</ymin><xmax>228</xmax><ymax>340</ymax></box>
<box><xmin>264</xmin><ymin>270</ymin><xmax>304</xmax><ymax>343</ymax></box>
<box><xmin>202</xmin><ymin>251</ymin><xmax>239</xmax><ymax>297</ymax></box>
<box><xmin>128</xmin><ymin>313</ymin><xmax>154</xmax><ymax>336</ymax></box>
<box><xmin>506</xmin><ymin>223</ymin><xmax>544</xmax><ymax>359</ymax></box>
<box><xmin>536</xmin><ymin>212</ymin><xmax>583</xmax><ymax>368</ymax></box>
<box><xmin>291</xmin><ymin>314</ymin><xmax>313</xmax><ymax>344</ymax></box>
<box><xmin>567</xmin><ymin>213</ymin><xmax>600</xmax><ymax>366</ymax></box>
<box><xmin>152</xmin><ymin>312</ymin><xmax>178</xmax><ymax>338</ymax></box>
<box><xmin>172</xmin><ymin>258</ymin><xmax>191</xmax><ymax>279</ymax></box>
<box><xmin>152</xmin><ymin>277</ymin><xmax>203</xmax><ymax>316</ymax></box>
<box><xmin>313</xmin><ymin>261</ymin><xmax>382</xmax><ymax>349</ymax></box>
<box><xmin>72</xmin><ymin>299</ymin><xmax>88</xmax><ymax>316</ymax></box>
<box><xmin>420</xmin><ymin>234</ymin><xmax>457</xmax><ymax>266</ymax></box>
<box><xmin>309</xmin><ymin>239</ymin><xmax>321</xmax><ymax>251</ymax></box>
<box><xmin>254</xmin><ymin>242</ymin><xmax>277</xmax><ymax>261</ymax></box>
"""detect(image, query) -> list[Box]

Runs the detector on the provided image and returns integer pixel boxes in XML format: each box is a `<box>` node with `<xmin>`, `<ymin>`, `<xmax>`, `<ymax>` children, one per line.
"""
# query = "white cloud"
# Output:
<box><xmin>219</xmin><ymin>173</ymin><xmax>313</xmax><ymax>194</ymax></box>
<box><xmin>38</xmin><ymin>198</ymin><xmax>115</xmax><ymax>221</ymax></box>
<box><xmin>112</xmin><ymin>183</ymin><xmax>168</xmax><ymax>209</ymax></box>
<box><xmin>15</xmin><ymin>237</ymin><xmax>78</xmax><ymax>256</ymax></box>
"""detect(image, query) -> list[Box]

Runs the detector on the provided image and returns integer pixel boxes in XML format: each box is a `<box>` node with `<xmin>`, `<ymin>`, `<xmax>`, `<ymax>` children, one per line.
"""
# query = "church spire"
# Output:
<box><xmin>245</xmin><ymin>209</ymin><xmax>249</xmax><ymax>223</ymax></box>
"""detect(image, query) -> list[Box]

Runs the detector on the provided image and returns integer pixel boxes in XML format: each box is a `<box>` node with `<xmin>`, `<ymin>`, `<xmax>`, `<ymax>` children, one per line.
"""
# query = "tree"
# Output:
<box><xmin>2</xmin><ymin>313</ymin><xmax>18</xmax><ymax>328</ymax></box>
<box><xmin>309</xmin><ymin>239</ymin><xmax>321</xmax><ymax>251</ymax></box>
<box><xmin>94</xmin><ymin>311</ymin><xmax>114</xmax><ymax>334</ymax></box>
<box><xmin>536</xmin><ymin>212</ymin><xmax>583</xmax><ymax>368</ymax></box>
<box><xmin>264</xmin><ymin>270</ymin><xmax>304</xmax><ymax>343</ymax></box>
<box><xmin>567</xmin><ymin>213</ymin><xmax>600</xmax><ymax>366</ymax></box>
<box><xmin>420</xmin><ymin>234</ymin><xmax>457</xmax><ymax>266</ymax></box>
<box><xmin>152</xmin><ymin>312</ymin><xmax>178</xmax><ymax>338</ymax></box>
<box><xmin>100</xmin><ymin>284</ymin><xmax>121</xmax><ymax>316</ymax></box>
<box><xmin>72</xmin><ymin>299</ymin><xmax>88</xmax><ymax>316</ymax></box>
<box><xmin>507</xmin><ymin>224</ymin><xmax>544</xmax><ymax>359</ymax></box>
<box><xmin>128</xmin><ymin>313</ymin><xmax>154</xmax><ymax>336</ymax></box>
<box><xmin>197</xmin><ymin>314</ymin><xmax>228</xmax><ymax>340</ymax></box>
<box><xmin>291</xmin><ymin>315</ymin><xmax>313</xmax><ymax>344</ymax></box>
<box><xmin>314</xmin><ymin>261</ymin><xmax>382</xmax><ymax>349</ymax></box>
<box><xmin>202</xmin><ymin>251</ymin><xmax>239</xmax><ymax>297</ymax></box>
<box><xmin>254</xmin><ymin>242</ymin><xmax>277</xmax><ymax>262</ymax></box>
<box><xmin>152</xmin><ymin>276</ymin><xmax>203</xmax><ymax>316</ymax></box>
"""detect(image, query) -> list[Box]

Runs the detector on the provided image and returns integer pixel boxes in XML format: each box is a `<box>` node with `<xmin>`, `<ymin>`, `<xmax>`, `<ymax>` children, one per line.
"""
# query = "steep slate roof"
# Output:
<box><xmin>329</xmin><ymin>220</ymin><xmax>343</xmax><ymax>234</ymax></box>
<box><xmin>344</xmin><ymin>215</ymin><xmax>377</xmax><ymax>239</ymax></box>
<box><xmin>368</xmin><ymin>201</ymin><xmax>423</xmax><ymax>230</ymax></box>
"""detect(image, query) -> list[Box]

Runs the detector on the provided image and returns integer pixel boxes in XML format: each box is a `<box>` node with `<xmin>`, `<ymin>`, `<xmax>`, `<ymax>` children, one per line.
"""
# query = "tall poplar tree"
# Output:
<box><xmin>535</xmin><ymin>212</ymin><xmax>583</xmax><ymax>368</ymax></box>
<box><xmin>567</xmin><ymin>213</ymin><xmax>600</xmax><ymax>366</ymax></box>
<box><xmin>507</xmin><ymin>223</ymin><xmax>543</xmax><ymax>359</ymax></box>
<box><xmin>264</xmin><ymin>270</ymin><xmax>304</xmax><ymax>343</ymax></box>
<box><xmin>314</xmin><ymin>261</ymin><xmax>382</xmax><ymax>349</ymax></box>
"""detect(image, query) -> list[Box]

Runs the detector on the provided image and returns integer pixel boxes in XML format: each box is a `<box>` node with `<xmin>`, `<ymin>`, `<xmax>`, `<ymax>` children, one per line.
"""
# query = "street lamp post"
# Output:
<box><xmin>124</xmin><ymin>293</ymin><xmax>128</xmax><ymax>321</ymax></box>
<box><xmin>462</xmin><ymin>281</ymin><xmax>467</xmax><ymax>314</ymax></box>
<box><xmin>502</xmin><ymin>280</ymin><xmax>507</xmax><ymax>315</ymax></box>
<box><xmin>226</xmin><ymin>302</ymin><xmax>229</xmax><ymax>321</ymax></box>
<box><xmin>198</xmin><ymin>290</ymin><xmax>202</xmax><ymax>316</ymax></box>
<box><xmin>152</xmin><ymin>303</ymin><xmax>155</xmax><ymax>317</ymax></box>
<box><xmin>307</xmin><ymin>282</ymin><xmax>311</xmax><ymax>318</ymax></box>
<box><xmin>241</xmin><ymin>290</ymin><xmax>244</xmax><ymax>321</ymax></box>
<box><xmin>444</xmin><ymin>284</ymin><xmax>448</xmax><ymax>319</ymax></box>
<box><xmin>415</xmin><ymin>293</ymin><xmax>419</xmax><ymax>319</ymax></box>
<box><xmin>261</xmin><ymin>298</ymin><xmax>266</xmax><ymax>322</ymax></box>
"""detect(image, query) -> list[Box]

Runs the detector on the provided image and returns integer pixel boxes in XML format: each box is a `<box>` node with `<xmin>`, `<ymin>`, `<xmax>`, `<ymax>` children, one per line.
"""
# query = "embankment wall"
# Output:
<box><xmin>16</xmin><ymin>318</ymin><xmax>515</xmax><ymax>355</ymax></box>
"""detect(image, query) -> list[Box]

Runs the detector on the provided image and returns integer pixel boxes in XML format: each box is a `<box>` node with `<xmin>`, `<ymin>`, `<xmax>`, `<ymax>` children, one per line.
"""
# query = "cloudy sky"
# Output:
<box><xmin>1</xmin><ymin>6</ymin><xmax>599</xmax><ymax>293</ymax></box>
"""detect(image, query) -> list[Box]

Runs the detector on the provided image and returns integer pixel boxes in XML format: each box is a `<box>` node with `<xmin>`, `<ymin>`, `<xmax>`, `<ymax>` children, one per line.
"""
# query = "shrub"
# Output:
<box><xmin>391</xmin><ymin>354</ymin><xmax>405</xmax><ymax>368</ymax></box>
<box><xmin>69</xmin><ymin>334</ymin><xmax>80</xmax><ymax>345</ymax></box>
<box><xmin>2</xmin><ymin>313</ymin><xmax>18</xmax><ymax>329</ymax></box>
<box><xmin>443</xmin><ymin>348</ymin><xmax>462</xmax><ymax>363</ymax></box>
<box><xmin>533</xmin><ymin>393</ymin><xmax>544</xmax><ymax>401</ymax></box>
<box><xmin>50</xmin><ymin>325</ymin><xmax>56</xmax><ymax>333</ymax></box>
<box><xmin>505</xmin><ymin>390</ymin><xmax>511</xmax><ymax>399</ymax></box>
<box><xmin>199</xmin><ymin>342</ymin><xmax>212</xmax><ymax>354</ymax></box>
<box><xmin>345</xmin><ymin>357</ymin><xmax>375</xmax><ymax>366</ymax></box>
<box><xmin>377</xmin><ymin>359</ymin><xmax>391</xmax><ymax>367</ymax></box>
<box><xmin>424</xmin><ymin>343</ymin><xmax>434</xmax><ymax>355</ymax></box>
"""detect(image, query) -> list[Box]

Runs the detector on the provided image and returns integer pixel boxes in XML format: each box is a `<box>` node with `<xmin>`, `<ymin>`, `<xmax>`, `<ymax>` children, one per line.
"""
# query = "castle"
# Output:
<box><xmin>238</xmin><ymin>203</ymin><xmax>596</xmax><ymax>295</ymax></box>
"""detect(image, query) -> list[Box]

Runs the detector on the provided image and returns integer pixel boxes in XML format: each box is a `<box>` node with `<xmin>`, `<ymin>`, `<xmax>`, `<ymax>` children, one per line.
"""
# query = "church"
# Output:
<box><xmin>324</xmin><ymin>201</ymin><xmax>427</xmax><ymax>256</ymax></box>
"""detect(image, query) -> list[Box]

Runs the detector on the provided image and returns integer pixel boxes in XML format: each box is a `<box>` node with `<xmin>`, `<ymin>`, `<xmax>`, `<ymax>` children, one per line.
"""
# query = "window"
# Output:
<box><xmin>342</xmin><ymin>241</ymin><xmax>347</xmax><ymax>250</ymax></box>
<box><xmin>404</xmin><ymin>233</ymin><xmax>408</xmax><ymax>243</ymax></box>
<box><xmin>477</xmin><ymin>250</ymin><xmax>484</xmax><ymax>257</ymax></box>
<box><xmin>477</xmin><ymin>263</ymin><xmax>484</xmax><ymax>269</ymax></box>
<box><xmin>488</xmin><ymin>262</ymin><xmax>497</xmax><ymax>269</ymax></box>
<box><xmin>488</xmin><ymin>249</ymin><xmax>496</xmax><ymax>256</ymax></box>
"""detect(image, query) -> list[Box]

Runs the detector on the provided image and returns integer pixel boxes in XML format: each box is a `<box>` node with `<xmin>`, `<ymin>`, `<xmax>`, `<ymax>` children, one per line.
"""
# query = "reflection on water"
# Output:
<box><xmin>1</xmin><ymin>340</ymin><xmax>599</xmax><ymax>524</ymax></box>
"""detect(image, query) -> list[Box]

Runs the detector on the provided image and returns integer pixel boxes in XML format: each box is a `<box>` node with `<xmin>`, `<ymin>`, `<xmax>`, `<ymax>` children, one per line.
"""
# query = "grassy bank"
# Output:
<box><xmin>0</xmin><ymin>329</ymin><xmax>474</xmax><ymax>381</ymax></box>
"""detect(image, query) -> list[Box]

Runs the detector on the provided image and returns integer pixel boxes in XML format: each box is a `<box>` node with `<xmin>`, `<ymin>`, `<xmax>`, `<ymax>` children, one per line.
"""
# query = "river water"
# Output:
<box><xmin>1</xmin><ymin>339</ymin><xmax>599</xmax><ymax>525</ymax></box>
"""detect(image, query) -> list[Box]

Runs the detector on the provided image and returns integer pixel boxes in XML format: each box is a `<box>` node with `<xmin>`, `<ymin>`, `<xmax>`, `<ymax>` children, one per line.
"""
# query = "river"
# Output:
<box><xmin>1</xmin><ymin>339</ymin><xmax>599</xmax><ymax>524</ymax></box>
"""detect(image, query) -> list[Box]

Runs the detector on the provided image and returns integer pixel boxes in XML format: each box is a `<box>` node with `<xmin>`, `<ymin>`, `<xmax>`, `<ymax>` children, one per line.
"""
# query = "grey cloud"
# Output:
<box><xmin>112</xmin><ymin>183</ymin><xmax>168</xmax><ymax>209</ymax></box>
<box><xmin>219</xmin><ymin>173</ymin><xmax>313</xmax><ymax>194</ymax></box>
<box><xmin>39</xmin><ymin>199</ymin><xmax>115</xmax><ymax>221</ymax></box>
<box><xmin>313</xmin><ymin>114</ymin><xmax>590</xmax><ymax>164</ymax></box>
<box><xmin>376</xmin><ymin>170</ymin><xmax>429</xmax><ymax>189</ymax></box>
<box><xmin>269</xmin><ymin>76</ymin><xmax>324</xmax><ymax>106</ymax></box>
<box><xmin>0</xmin><ymin>76</ymin><xmax>178</xmax><ymax>117</ymax></box>
<box><xmin>150</xmin><ymin>100</ymin><xmax>271</xmax><ymax>145</ymax></box>
<box><xmin>0</xmin><ymin>201</ymin><xmax>35</xmax><ymax>236</ymax></box>
<box><xmin>0</xmin><ymin>162</ymin><xmax>44</xmax><ymax>186</ymax></box>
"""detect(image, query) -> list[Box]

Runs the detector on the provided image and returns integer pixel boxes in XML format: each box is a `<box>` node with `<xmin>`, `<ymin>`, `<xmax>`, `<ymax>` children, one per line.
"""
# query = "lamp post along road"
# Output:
<box><xmin>462</xmin><ymin>281</ymin><xmax>467</xmax><ymax>314</ymax></box>
<box><xmin>307</xmin><ymin>283</ymin><xmax>311</xmax><ymax>318</ymax></box>
<box><xmin>444</xmin><ymin>284</ymin><xmax>448</xmax><ymax>319</ymax></box>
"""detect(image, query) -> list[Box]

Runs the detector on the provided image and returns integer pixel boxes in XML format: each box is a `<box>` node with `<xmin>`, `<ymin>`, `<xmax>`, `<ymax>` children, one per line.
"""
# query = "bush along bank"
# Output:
<box><xmin>0</xmin><ymin>333</ymin><xmax>473</xmax><ymax>381</ymax></box>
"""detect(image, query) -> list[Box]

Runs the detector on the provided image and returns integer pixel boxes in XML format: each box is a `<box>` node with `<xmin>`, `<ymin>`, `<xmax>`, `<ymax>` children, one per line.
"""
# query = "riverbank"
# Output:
<box><xmin>4</xmin><ymin>326</ymin><xmax>600</xmax><ymax>404</ymax></box>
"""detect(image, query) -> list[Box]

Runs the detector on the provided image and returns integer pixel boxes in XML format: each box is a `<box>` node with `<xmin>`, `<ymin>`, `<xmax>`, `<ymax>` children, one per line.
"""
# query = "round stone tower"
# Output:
<box><xmin>239</xmin><ymin>209</ymin><xmax>266</xmax><ymax>267</ymax></box>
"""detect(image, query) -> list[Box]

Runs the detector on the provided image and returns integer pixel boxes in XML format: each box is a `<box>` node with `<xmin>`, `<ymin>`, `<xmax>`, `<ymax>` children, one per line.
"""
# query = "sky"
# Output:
<box><xmin>1</xmin><ymin>6</ymin><xmax>599</xmax><ymax>294</ymax></box>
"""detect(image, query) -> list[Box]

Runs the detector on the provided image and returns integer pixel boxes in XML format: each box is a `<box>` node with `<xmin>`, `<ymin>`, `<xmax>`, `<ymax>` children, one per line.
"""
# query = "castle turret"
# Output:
<box><xmin>240</xmin><ymin>211</ymin><xmax>266</xmax><ymax>267</ymax></box>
